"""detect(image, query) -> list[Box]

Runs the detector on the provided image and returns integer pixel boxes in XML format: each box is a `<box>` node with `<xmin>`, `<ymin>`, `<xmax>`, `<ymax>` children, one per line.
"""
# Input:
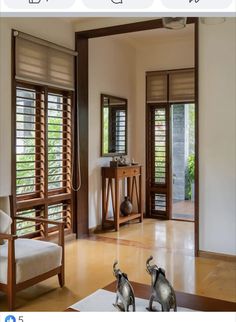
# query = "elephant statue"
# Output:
<box><xmin>113</xmin><ymin>260</ymin><xmax>135</xmax><ymax>312</ymax></box>
<box><xmin>146</xmin><ymin>256</ymin><xmax>177</xmax><ymax>312</ymax></box>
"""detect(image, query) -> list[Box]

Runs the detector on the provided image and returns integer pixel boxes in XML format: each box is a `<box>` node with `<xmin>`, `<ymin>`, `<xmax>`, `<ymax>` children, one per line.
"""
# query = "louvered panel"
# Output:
<box><xmin>16</xmin><ymin>208</ymin><xmax>43</xmax><ymax>237</ymax></box>
<box><xmin>109</xmin><ymin>108</ymin><xmax>127</xmax><ymax>154</ymax></box>
<box><xmin>151</xmin><ymin>193</ymin><xmax>167</xmax><ymax>217</ymax></box>
<box><xmin>151</xmin><ymin>107</ymin><xmax>167</xmax><ymax>185</ymax></box>
<box><xmin>147</xmin><ymin>73</ymin><xmax>168</xmax><ymax>103</ymax></box>
<box><xmin>147</xmin><ymin>103</ymin><xmax>170</xmax><ymax>220</ymax></box>
<box><xmin>47</xmin><ymin>92</ymin><xmax>72</xmax><ymax>193</ymax></box>
<box><xmin>16</xmin><ymin>86</ymin><xmax>45</xmax><ymax>197</ymax></box>
<box><xmin>48</xmin><ymin>203</ymin><xmax>71</xmax><ymax>230</ymax></box>
<box><xmin>114</xmin><ymin>110</ymin><xmax>126</xmax><ymax>153</ymax></box>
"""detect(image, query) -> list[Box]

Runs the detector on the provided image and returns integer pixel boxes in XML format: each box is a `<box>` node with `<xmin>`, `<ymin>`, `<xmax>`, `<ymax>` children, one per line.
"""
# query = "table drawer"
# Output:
<box><xmin>117</xmin><ymin>166</ymin><xmax>141</xmax><ymax>178</ymax></box>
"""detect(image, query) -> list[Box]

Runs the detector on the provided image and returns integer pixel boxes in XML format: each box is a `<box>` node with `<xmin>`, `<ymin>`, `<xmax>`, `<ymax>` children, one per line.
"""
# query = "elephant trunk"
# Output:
<box><xmin>113</xmin><ymin>260</ymin><xmax>119</xmax><ymax>274</ymax></box>
<box><xmin>146</xmin><ymin>256</ymin><xmax>153</xmax><ymax>273</ymax></box>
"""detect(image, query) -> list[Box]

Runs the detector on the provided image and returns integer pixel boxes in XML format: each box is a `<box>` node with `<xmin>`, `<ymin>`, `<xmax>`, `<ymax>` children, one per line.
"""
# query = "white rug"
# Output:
<box><xmin>70</xmin><ymin>289</ymin><xmax>196</xmax><ymax>312</ymax></box>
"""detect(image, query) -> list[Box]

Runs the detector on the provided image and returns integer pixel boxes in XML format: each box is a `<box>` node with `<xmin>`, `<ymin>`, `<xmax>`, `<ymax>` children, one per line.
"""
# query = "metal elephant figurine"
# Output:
<box><xmin>146</xmin><ymin>256</ymin><xmax>177</xmax><ymax>312</ymax></box>
<box><xmin>113</xmin><ymin>260</ymin><xmax>136</xmax><ymax>312</ymax></box>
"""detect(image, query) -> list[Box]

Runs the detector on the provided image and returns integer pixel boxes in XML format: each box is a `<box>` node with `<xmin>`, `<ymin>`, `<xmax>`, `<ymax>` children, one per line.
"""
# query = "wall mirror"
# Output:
<box><xmin>101</xmin><ymin>94</ymin><xmax>128</xmax><ymax>157</ymax></box>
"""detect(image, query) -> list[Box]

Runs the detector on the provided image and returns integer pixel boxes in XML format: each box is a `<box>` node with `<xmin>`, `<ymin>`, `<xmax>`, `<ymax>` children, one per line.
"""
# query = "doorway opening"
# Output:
<box><xmin>76</xmin><ymin>18</ymin><xmax>199</xmax><ymax>254</ymax></box>
<box><xmin>171</xmin><ymin>103</ymin><xmax>195</xmax><ymax>222</ymax></box>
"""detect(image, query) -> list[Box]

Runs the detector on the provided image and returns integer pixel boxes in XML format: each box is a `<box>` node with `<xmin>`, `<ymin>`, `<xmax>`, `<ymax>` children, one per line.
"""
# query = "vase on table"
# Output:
<box><xmin>120</xmin><ymin>196</ymin><xmax>133</xmax><ymax>216</ymax></box>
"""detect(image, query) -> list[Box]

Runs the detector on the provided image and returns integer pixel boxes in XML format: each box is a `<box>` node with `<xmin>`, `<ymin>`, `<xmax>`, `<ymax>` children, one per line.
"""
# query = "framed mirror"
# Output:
<box><xmin>101</xmin><ymin>94</ymin><xmax>128</xmax><ymax>157</ymax></box>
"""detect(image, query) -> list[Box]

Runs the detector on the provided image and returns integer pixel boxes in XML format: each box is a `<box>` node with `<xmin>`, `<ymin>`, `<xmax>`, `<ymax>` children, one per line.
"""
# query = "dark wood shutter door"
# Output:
<box><xmin>146</xmin><ymin>104</ymin><xmax>170</xmax><ymax>220</ymax></box>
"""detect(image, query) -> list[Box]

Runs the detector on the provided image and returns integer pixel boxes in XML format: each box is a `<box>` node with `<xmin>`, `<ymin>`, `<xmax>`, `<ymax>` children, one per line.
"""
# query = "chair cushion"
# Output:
<box><xmin>0</xmin><ymin>210</ymin><xmax>12</xmax><ymax>245</ymax></box>
<box><xmin>0</xmin><ymin>238</ymin><xmax>62</xmax><ymax>284</ymax></box>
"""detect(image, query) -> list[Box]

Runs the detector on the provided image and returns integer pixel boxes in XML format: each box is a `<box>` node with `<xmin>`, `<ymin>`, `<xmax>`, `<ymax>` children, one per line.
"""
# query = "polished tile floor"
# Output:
<box><xmin>172</xmin><ymin>200</ymin><xmax>194</xmax><ymax>221</ymax></box>
<box><xmin>0</xmin><ymin>219</ymin><xmax>235</xmax><ymax>311</ymax></box>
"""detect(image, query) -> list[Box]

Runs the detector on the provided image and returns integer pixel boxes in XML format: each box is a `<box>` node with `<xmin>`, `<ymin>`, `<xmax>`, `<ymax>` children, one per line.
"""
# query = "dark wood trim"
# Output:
<box><xmin>75</xmin><ymin>18</ymin><xmax>197</xmax><ymax>39</ymax></box>
<box><xmin>171</xmin><ymin>218</ymin><xmax>194</xmax><ymax>223</ymax></box>
<box><xmin>194</xmin><ymin>20</ymin><xmax>200</xmax><ymax>257</ymax></box>
<box><xmin>11</xmin><ymin>30</ymin><xmax>17</xmax><ymax>235</ymax></box>
<box><xmin>74</xmin><ymin>37</ymin><xmax>89</xmax><ymax>237</ymax></box>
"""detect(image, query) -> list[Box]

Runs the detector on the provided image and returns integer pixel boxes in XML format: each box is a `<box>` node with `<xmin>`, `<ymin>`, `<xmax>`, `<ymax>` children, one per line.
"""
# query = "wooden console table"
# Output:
<box><xmin>101</xmin><ymin>165</ymin><xmax>143</xmax><ymax>231</ymax></box>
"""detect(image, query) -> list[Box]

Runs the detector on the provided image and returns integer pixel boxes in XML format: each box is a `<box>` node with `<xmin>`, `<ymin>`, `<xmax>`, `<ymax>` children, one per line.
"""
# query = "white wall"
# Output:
<box><xmin>89</xmin><ymin>36</ymin><xmax>136</xmax><ymax>228</ymax></box>
<box><xmin>0</xmin><ymin>18</ymin><xmax>74</xmax><ymax>199</ymax></box>
<box><xmin>199</xmin><ymin>19</ymin><xmax>236</xmax><ymax>255</ymax></box>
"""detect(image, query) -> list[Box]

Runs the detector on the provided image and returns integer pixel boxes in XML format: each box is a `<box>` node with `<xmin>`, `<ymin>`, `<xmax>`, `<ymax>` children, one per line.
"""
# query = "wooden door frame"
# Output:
<box><xmin>75</xmin><ymin>18</ymin><xmax>199</xmax><ymax>256</ymax></box>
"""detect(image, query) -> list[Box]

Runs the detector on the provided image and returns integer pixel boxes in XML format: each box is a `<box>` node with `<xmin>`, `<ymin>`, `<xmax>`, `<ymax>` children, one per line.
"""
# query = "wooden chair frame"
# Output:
<box><xmin>0</xmin><ymin>217</ymin><xmax>65</xmax><ymax>311</ymax></box>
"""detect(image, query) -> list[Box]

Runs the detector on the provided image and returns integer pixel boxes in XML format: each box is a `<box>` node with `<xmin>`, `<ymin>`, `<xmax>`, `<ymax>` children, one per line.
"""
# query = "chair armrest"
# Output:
<box><xmin>0</xmin><ymin>233</ymin><xmax>18</xmax><ymax>241</ymax></box>
<box><xmin>14</xmin><ymin>216</ymin><xmax>65</xmax><ymax>248</ymax></box>
<box><xmin>14</xmin><ymin>216</ymin><xmax>64</xmax><ymax>227</ymax></box>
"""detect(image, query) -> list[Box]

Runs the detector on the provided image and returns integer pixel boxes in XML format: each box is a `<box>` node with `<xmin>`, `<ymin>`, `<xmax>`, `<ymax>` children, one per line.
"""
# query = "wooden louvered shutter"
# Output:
<box><xmin>109</xmin><ymin>106</ymin><xmax>127</xmax><ymax>154</ymax></box>
<box><xmin>146</xmin><ymin>104</ymin><xmax>170</xmax><ymax>220</ymax></box>
<box><xmin>15</xmin><ymin>84</ymin><xmax>73</xmax><ymax>237</ymax></box>
<box><xmin>16</xmin><ymin>86</ymin><xmax>45</xmax><ymax>198</ymax></box>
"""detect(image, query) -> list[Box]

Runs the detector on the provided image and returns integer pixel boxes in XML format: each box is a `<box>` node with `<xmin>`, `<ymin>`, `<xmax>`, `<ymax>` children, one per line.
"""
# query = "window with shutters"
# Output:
<box><xmin>13</xmin><ymin>31</ymin><xmax>77</xmax><ymax>237</ymax></box>
<box><xmin>14</xmin><ymin>84</ymin><xmax>73</xmax><ymax>237</ymax></box>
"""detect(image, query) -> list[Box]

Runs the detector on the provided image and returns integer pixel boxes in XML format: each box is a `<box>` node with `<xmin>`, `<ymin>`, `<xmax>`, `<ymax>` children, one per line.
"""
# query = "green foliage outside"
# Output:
<box><xmin>186</xmin><ymin>154</ymin><xmax>195</xmax><ymax>199</ymax></box>
<box><xmin>184</xmin><ymin>104</ymin><xmax>195</xmax><ymax>200</ymax></box>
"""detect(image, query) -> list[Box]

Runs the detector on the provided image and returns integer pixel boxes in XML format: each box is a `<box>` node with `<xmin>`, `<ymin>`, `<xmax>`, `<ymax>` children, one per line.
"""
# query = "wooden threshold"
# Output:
<box><xmin>199</xmin><ymin>250</ymin><xmax>236</xmax><ymax>263</ymax></box>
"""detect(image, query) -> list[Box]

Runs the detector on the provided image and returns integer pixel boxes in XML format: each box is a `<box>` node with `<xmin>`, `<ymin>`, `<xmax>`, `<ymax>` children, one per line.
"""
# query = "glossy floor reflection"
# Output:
<box><xmin>0</xmin><ymin>219</ymin><xmax>235</xmax><ymax>311</ymax></box>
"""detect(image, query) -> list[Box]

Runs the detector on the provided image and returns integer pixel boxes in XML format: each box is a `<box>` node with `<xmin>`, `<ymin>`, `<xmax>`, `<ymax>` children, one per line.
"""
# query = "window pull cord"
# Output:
<box><xmin>71</xmin><ymin>111</ymin><xmax>82</xmax><ymax>192</ymax></box>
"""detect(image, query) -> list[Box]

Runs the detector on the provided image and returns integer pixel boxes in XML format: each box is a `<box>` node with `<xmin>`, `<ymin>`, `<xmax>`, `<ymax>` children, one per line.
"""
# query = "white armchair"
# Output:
<box><xmin>0</xmin><ymin>210</ymin><xmax>65</xmax><ymax>311</ymax></box>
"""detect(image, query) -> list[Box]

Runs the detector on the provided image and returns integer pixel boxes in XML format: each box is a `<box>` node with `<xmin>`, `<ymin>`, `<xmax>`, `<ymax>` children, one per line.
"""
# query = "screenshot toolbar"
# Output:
<box><xmin>0</xmin><ymin>0</ymin><xmax>235</xmax><ymax>14</ymax></box>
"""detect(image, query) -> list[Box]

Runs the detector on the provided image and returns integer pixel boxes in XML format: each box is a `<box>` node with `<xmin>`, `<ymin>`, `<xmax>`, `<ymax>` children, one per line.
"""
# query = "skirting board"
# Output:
<box><xmin>199</xmin><ymin>250</ymin><xmax>236</xmax><ymax>262</ymax></box>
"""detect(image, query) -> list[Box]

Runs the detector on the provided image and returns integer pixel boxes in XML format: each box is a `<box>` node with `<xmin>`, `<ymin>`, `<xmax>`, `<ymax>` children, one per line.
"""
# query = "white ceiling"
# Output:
<box><xmin>109</xmin><ymin>23</ymin><xmax>194</xmax><ymax>48</ymax></box>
